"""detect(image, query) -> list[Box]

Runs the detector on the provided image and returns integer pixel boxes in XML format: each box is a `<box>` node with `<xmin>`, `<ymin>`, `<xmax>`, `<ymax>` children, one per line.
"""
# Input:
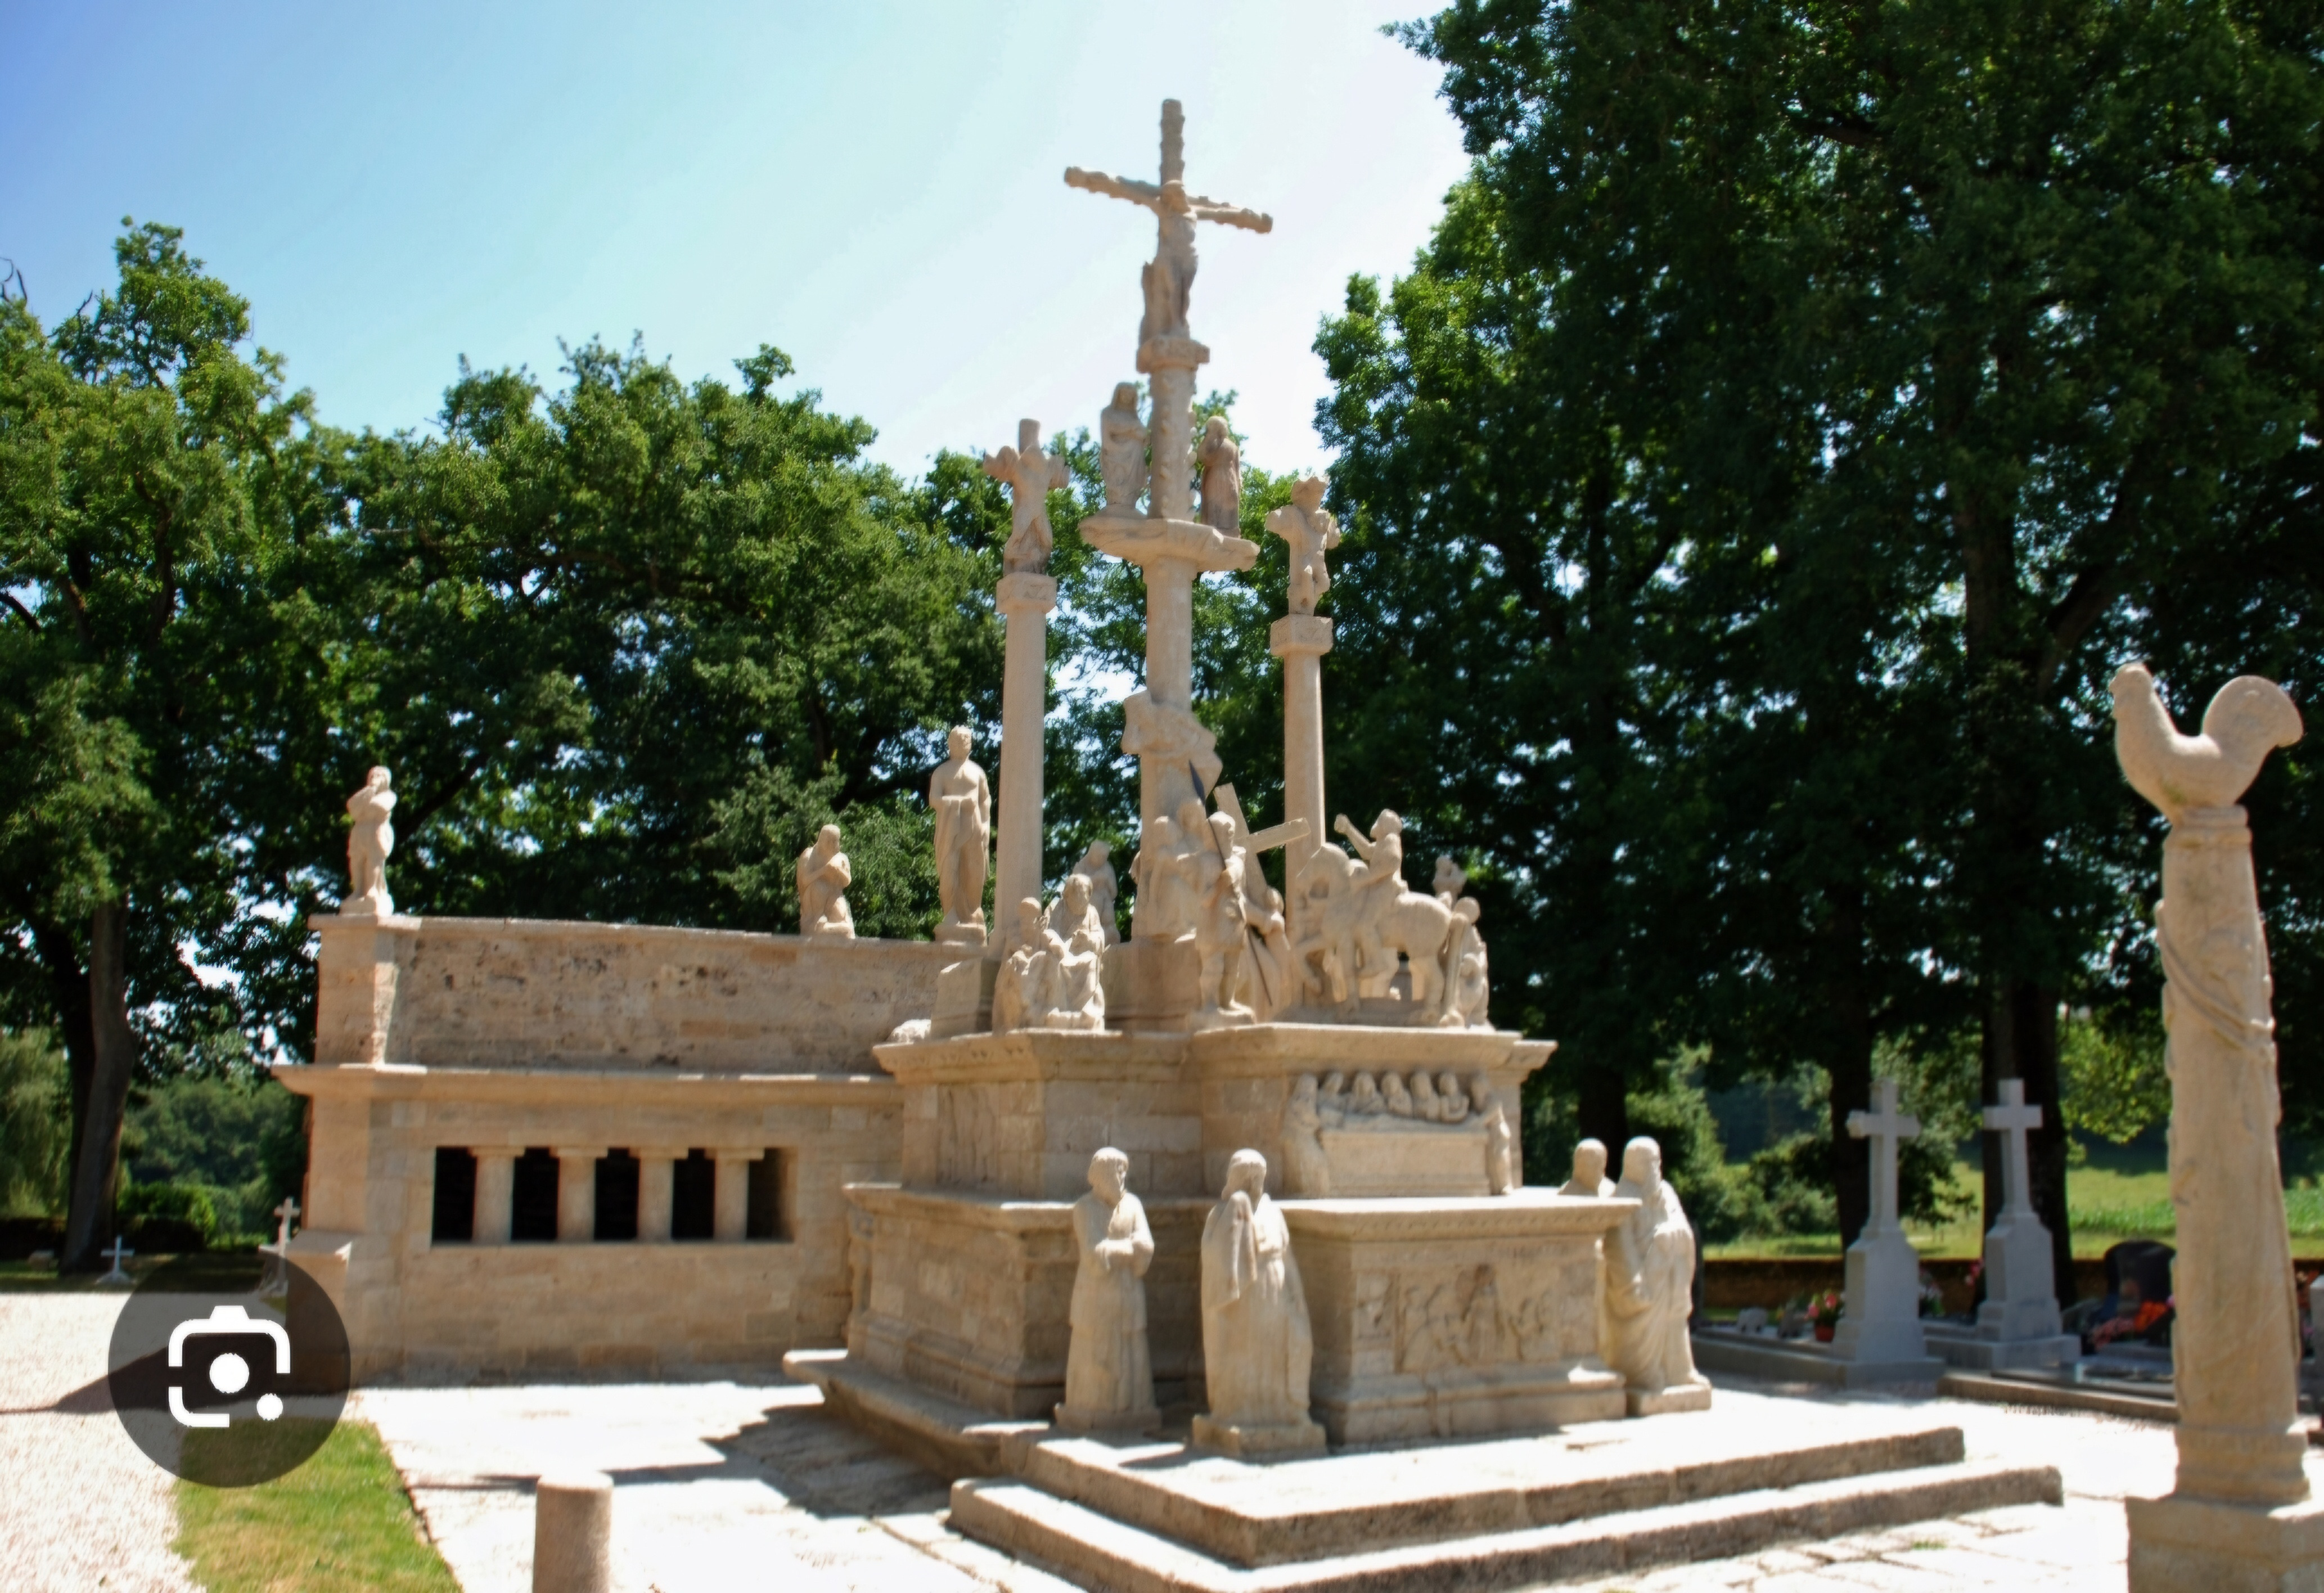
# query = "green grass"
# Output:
<box><xmin>176</xmin><ymin>1419</ymin><xmax>457</xmax><ymax>1593</ymax></box>
<box><xmin>0</xmin><ymin>1252</ymin><xmax>263</xmax><ymax>1292</ymax></box>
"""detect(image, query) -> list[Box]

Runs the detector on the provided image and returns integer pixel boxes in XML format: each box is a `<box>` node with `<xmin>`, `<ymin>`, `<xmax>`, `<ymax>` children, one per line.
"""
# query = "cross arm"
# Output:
<box><xmin>1186</xmin><ymin>196</ymin><xmax>1273</xmax><ymax>233</ymax></box>
<box><xmin>1065</xmin><ymin>167</ymin><xmax>1162</xmax><ymax>208</ymax></box>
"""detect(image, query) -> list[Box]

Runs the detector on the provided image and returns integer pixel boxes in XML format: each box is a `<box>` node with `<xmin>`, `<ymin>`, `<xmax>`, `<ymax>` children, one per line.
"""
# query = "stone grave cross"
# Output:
<box><xmin>1985</xmin><ymin>1081</ymin><xmax>2041</xmax><ymax>1221</ymax></box>
<box><xmin>1848</xmin><ymin>1079</ymin><xmax>1918</xmax><ymax>1238</ymax></box>
<box><xmin>1975</xmin><ymin>1079</ymin><xmax>2067</xmax><ymax>1345</ymax></box>
<box><xmin>274</xmin><ymin>1196</ymin><xmax>300</xmax><ymax>1249</ymax></box>
<box><xmin>98</xmin><ymin>1237</ymin><xmax>134</xmax><ymax>1285</ymax></box>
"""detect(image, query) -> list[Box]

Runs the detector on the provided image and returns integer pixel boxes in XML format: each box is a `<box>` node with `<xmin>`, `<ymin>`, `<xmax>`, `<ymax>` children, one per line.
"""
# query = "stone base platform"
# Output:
<box><xmin>1692</xmin><ymin>1327</ymin><xmax>1944</xmax><ymax>1388</ymax></box>
<box><xmin>952</xmin><ymin>1397</ymin><xmax>2062</xmax><ymax>1593</ymax></box>
<box><xmin>2128</xmin><ymin>1490</ymin><xmax>2324</xmax><ymax>1592</ymax></box>
<box><xmin>783</xmin><ymin>1347</ymin><xmax>1052</xmax><ymax>1479</ymax></box>
<box><xmin>1924</xmin><ymin>1320</ymin><xmax>2082</xmax><ymax>1371</ymax></box>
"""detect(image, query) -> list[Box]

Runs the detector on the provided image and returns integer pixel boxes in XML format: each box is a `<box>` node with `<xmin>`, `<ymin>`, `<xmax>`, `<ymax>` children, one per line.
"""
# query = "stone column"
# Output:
<box><xmin>555</xmin><ymin>1148</ymin><xmax>602</xmax><ymax>1244</ymax></box>
<box><xmin>2113</xmin><ymin>665</ymin><xmax>2319</xmax><ymax>1592</ymax></box>
<box><xmin>635</xmin><ymin>1151</ymin><xmax>676</xmax><ymax>1244</ymax></box>
<box><xmin>1138</xmin><ymin>334</ymin><xmax>1206</xmax><ymax>524</ymax></box>
<box><xmin>472</xmin><ymin>1150</ymin><xmax>517</xmax><ymax>1244</ymax></box>
<box><xmin>992</xmin><ymin>572</ymin><xmax>1059</xmax><ymax>952</ymax></box>
<box><xmin>712</xmin><ymin>1149</ymin><xmax>754</xmax><ymax>1243</ymax></box>
<box><xmin>1269</xmin><ymin>614</ymin><xmax>1332</xmax><ymax>942</ymax></box>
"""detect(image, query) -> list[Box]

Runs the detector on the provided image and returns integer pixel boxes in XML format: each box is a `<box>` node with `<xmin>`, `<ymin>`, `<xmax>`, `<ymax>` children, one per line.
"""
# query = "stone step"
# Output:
<box><xmin>1015</xmin><ymin>1420</ymin><xmax>1970</xmax><ymax>1568</ymax></box>
<box><xmin>952</xmin><ymin>1457</ymin><xmax>2063</xmax><ymax>1593</ymax></box>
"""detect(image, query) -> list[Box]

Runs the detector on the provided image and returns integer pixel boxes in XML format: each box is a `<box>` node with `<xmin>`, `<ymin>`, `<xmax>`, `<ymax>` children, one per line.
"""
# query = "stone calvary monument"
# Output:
<box><xmin>278</xmin><ymin>98</ymin><xmax>2065</xmax><ymax>1593</ymax></box>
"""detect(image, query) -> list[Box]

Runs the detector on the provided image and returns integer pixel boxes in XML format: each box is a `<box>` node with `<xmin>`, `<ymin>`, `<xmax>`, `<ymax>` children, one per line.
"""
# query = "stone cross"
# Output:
<box><xmin>1847</xmin><ymin>1080</ymin><xmax>1919</xmax><ymax>1238</ymax></box>
<box><xmin>1984</xmin><ymin>1081</ymin><xmax>2041</xmax><ymax>1220</ymax></box>
<box><xmin>274</xmin><ymin>1196</ymin><xmax>300</xmax><ymax>1249</ymax></box>
<box><xmin>98</xmin><ymin>1237</ymin><xmax>134</xmax><ymax>1284</ymax></box>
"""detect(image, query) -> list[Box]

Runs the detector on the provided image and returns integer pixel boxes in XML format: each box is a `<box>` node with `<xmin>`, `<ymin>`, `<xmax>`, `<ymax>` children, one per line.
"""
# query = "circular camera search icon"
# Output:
<box><xmin>107</xmin><ymin>1254</ymin><xmax>350</xmax><ymax>1487</ymax></box>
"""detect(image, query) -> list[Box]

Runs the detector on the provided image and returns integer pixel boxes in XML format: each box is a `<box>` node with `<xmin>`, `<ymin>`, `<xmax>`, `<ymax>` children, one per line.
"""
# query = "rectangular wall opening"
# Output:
<box><xmin>594</xmin><ymin>1149</ymin><xmax>639</xmax><ymax>1241</ymax></box>
<box><xmin>746</xmin><ymin>1150</ymin><xmax>790</xmax><ymax>1241</ymax></box>
<box><xmin>430</xmin><ymin>1147</ymin><xmax>476</xmax><ymax>1243</ymax></box>
<box><xmin>671</xmin><ymin>1149</ymin><xmax>715</xmax><ymax>1241</ymax></box>
<box><xmin>511</xmin><ymin>1148</ymin><xmax>560</xmax><ymax>1243</ymax></box>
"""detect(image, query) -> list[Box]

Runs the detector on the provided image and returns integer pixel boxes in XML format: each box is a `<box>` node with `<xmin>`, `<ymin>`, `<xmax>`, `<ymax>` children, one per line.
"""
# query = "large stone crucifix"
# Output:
<box><xmin>1068</xmin><ymin>100</ymin><xmax>1272</xmax><ymax>845</ymax></box>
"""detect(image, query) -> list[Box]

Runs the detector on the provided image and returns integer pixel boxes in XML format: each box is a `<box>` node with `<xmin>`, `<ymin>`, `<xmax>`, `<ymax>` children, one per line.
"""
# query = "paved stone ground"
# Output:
<box><xmin>0</xmin><ymin>1292</ymin><xmax>196</xmax><ymax>1593</ymax></box>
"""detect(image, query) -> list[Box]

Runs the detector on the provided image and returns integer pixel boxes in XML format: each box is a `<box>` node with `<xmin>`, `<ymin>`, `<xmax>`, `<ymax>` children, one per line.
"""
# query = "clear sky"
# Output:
<box><xmin>2</xmin><ymin>2</ymin><xmax>1472</xmax><ymax>480</ymax></box>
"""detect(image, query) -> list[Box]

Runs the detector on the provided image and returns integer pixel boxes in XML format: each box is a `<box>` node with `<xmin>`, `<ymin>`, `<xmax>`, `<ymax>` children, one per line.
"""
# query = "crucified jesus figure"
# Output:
<box><xmin>1065</xmin><ymin>100</ymin><xmax>1272</xmax><ymax>346</ymax></box>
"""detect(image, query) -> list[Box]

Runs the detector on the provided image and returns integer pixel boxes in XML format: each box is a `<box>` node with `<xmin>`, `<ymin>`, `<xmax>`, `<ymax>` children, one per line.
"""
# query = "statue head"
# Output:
<box><xmin>1321</xmin><ymin>1070</ymin><xmax>1346</xmax><ymax>1097</ymax></box>
<box><xmin>1224</xmin><ymin>1148</ymin><xmax>1267</xmax><ymax>1199</ymax></box>
<box><xmin>1372</xmin><ymin>809</ymin><xmax>1403</xmax><ymax>838</ymax></box>
<box><xmin>947</xmin><ymin>724</ymin><xmax>972</xmax><ymax>760</ymax></box>
<box><xmin>1017</xmin><ymin>417</ymin><xmax>1042</xmax><ymax>454</ymax></box>
<box><xmin>1434</xmin><ymin>856</ymin><xmax>1466</xmax><ymax>898</ymax></box>
<box><xmin>1084</xmin><ymin>840</ymin><xmax>1111</xmax><ymax>864</ymax></box>
<box><xmin>1351</xmin><ymin>1072</ymin><xmax>1380</xmax><ymax>1109</ymax></box>
<box><xmin>816</xmin><ymin>823</ymin><xmax>843</xmax><ymax>854</ymax></box>
<box><xmin>1160</xmin><ymin>178</ymin><xmax>1191</xmax><ymax>213</ymax></box>
<box><xmin>1467</xmin><ymin>1072</ymin><xmax>1496</xmax><ymax>1112</ymax></box>
<box><xmin>1622</xmin><ymin>1136</ymin><xmax>1664</xmax><ymax>1194</ymax></box>
<box><xmin>1292</xmin><ymin>474</ymin><xmax>1327</xmax><ymax>512</ymax></box>
<box><xmin>1061</xmin><ymin>873</ymin><xmax>1091</xmax><ymax>913</ymax></box>
<box><xmin>1014</xmin><ymin>896</ymin><xmax>1044</xmax><ymax>939</ymax></box>
<box><xmin>1571</xmin><ymin>1138</ymin><xmax>1609</xmax><ymax>1188</ymax></box>
<box><xmin>1202</xmin><ymin>415</ymin><xmax>1229</xmax><ymax>446</ymax></box>
<box><xmin>1436</xmin><ymin>1070</ymin><xmax>1466</xmax><ymax>1110</ymax></box>
<box><xmin>1146</xmin><ymin>815</ymin><xmax>1179</xmax><ymax>850</ymax></box>
<box><xmin>1208</xmin><ymin>812</ymin><xmax>1237</xmax><ymax>853</ymax></box>
<box><xmin>1110</xmin><ymin>382</ymin><xmax>1140</xmax><ymax>414</ymax></box>
<box><xmin>1088</xmin><ymin>1146</ymin><xmax>1129</xmax><ymax>1203</ymax></box>
<box><xmin>366</xmin><ymin>765</ymin><xmax>393</xmax><ymax>792</ymax></box>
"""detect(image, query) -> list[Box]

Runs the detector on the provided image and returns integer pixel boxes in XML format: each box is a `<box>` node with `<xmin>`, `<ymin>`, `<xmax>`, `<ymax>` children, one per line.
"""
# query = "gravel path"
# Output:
<box><xmin>0</xmin><ymin>1292</ymin><xmax>197</xmax><ymax>1593</ymax></box>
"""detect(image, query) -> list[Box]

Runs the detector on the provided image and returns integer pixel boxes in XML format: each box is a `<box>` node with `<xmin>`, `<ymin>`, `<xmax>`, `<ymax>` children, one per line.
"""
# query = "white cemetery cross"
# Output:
<box><xmin>2110</xmin><ymin>663</ymin><xmax>2319</xmax><ymax>1590</ymax></box>
<box><xmin>98</xmin><ymin>1237</ymin><xmax>135</xmax><ymax>1285</ymax></box>
<box><xmin>1830</xmin><ymin>1081</ymin><xmax>1933</xmax><ymax>1367</ymax></box>
<box><xmin>1977</xmin><ymin>1081</ymin><xmax>2064</xmax><ymax>1342</ymax></box>
<box><xmin>1068</xmin><ymin>102</ymin><xmax>1270</xmax><ymax>861</ymax></box>
<box><xmin>274</xmin><ymin>1196</ymin><xmax>300</xmax><ymax>1249</ymax></box>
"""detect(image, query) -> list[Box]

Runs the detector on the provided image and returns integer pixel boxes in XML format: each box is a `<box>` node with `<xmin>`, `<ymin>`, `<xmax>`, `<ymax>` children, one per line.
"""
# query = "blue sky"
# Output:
<box><xmin>2</xmin><ymin>2</ymin><xmax>1471</xmax><ymax>480</ymax></box>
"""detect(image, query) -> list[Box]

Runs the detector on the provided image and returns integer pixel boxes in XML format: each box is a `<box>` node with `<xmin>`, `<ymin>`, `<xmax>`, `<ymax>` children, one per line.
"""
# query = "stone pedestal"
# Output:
<box><xmin>1286</xmin><ymin>1195</ymin><xmax>1631</xmax><ymax>1444</ymax></box>
<box><xmin>1269</xmin><ymin>615</ymin><xmax>1332</xmax><ymax>944</ymax></box>
<box><xmin>1099</xmin><ymin>938</ymin><xmax>1200</xmax><ymax>1034</ymax></box>
<box><xmin>993</xmin><ymin>573</ymin><xmax>1058</xmax><ymax>952</ymax></box>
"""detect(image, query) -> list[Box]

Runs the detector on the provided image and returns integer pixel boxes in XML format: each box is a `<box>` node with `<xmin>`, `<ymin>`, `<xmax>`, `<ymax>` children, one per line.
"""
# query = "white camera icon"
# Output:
<box><xmin>167</xmin><ymin>1304</ymin><xmax>290</xmax><ymax>1429</ymax></box>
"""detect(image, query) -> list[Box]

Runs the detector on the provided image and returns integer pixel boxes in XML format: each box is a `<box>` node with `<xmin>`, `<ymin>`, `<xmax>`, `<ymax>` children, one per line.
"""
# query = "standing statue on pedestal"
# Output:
<box><xmin>1197</xmin><ymin>416</ymin><xmax>1241</xmax><ymax>533</ymax></box>
<box><xmin>1098</xmin><ymin>384</ymin><xmax>1148</xmax><ymax>515</ymax></box>
<box><xmin>344</xmin><ymin>766</ymin><xmax>398</xmax><ymax>915</ymax></box>
<box><xmin>929</xmin><ymin>726</ymin><xmax>992</xmax><ymax>948</ymax></box>
<box><xmin>1191</xmin><ymin>812</ymin><xmax>1255</xmax><ymax>1028</ymax></box>
<box><xmin>982</xmin><ymin>418</ymin><xmax>1071</xmax><ymax>573</ymax></box>
<box><xmin>1264</xmin><ymin>475</ymin><xmax>1340</xmax><ymax>615</ymax></box>
<box><xmin>796</xmin><ymin>824</ymin><xmax>855</xmax><ymax>939</ymax></box>
<box><xmin>1056</xmin><ymin>1148</ymin><xmax>1159</xmax><ymax>1433</ymax></box>
<box><xmin>1602</xmin><ymin>1137</ymin><xmax>1712</xmax><ymax>1413</ymax></box>
<box><xmin>1194</xmin><ymin>1149</ymin><xmax>1325</xmax><ymax>1456</ymax></box>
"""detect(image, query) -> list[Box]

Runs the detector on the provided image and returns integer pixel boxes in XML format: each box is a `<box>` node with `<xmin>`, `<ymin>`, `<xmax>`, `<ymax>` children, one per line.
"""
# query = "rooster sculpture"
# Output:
<box><xmin>2110</xmin><ymin>662</ymin><xmax>2303</xmax><ymax>821</ymax></box>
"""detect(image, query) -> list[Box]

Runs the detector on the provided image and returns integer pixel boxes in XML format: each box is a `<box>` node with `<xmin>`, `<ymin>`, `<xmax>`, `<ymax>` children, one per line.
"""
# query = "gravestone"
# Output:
<box><xmin>1924</xmin><ymin>1080</ymin><xmax>2080</xmax><ymax>1370</ymax></box>
<box><xmin>1828</xmin><ymin>1081</ymin><xmax>1944</xmax><ymax>1379</ymax></box>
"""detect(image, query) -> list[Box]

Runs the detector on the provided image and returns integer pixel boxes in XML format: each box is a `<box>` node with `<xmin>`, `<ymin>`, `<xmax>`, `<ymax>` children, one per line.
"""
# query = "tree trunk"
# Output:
<box><xmin>31</xmin><ymin>918</ymin><xmax>96</xmax><ymax>1194</ymax></box>
<box><xmin>1982</xmin><ymin>979</ymin><xmax>2074</xmax><ymax>1300</ymax></box>
<box><xmin>60</xmin><ymin>902</ymin><xmax>135</xmax><ymax>1272</ymax></box>
<box><xmin>1574</xmin><ymin>1058</ymin><xmax>1630</xmax><ymax>1177</ymax></box>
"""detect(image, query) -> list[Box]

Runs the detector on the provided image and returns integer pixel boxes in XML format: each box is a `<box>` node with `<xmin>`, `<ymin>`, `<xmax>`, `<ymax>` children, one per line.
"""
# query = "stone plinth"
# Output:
<box><xmin>845</xmin><ymin>1184</ymin><xmax>1209</xmax><ymax>1419</ymax></box>
<box><xmin>2128</xmin><ymin>1493</ymin><xmax>2324</xmax><ymax>1593</ymax></box>
<box><xmin>1099</xmin><ymin>938</ymin><xmax>1200</xmax><ymax>1034</ymax></box>
<box><xmin>1286</xmin><ymin>1194</ymin><xmax>1632</xmax><ymax>1444</ymax></box>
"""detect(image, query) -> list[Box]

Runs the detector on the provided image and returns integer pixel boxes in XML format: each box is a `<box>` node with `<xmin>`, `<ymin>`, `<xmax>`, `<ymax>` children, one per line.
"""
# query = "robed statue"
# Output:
<box><xmin>1056</xmin><ymin>1148</ymin><xmax>1159</xmax><ymax>1433</ymax></box>
<box><xmin>1193</xmin><ymin>1149</ymin><xmax>1325</xmax><ymax>1455</ymax></box>
<box><xmin>1602</xmin><ymin>1136</ymin><xmax>1712</xmax><ymax>1409</ymax></box>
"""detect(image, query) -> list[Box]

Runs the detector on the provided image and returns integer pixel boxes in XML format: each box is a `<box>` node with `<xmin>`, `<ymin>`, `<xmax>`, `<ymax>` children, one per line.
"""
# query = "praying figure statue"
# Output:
<box><xmin>929</xmin><ymin>726</ymin><xmax>991</xmax><ymax>947</ymax></box>
<box><xmin>1129</xmin><ymin>813</ymin><xmax>1191</xmax><ymax>942</ymax></box>
<box><xmin>1280</xmin><ymin>1074</ymin><xmax>1331</xmax><ymax>1196</ymax></box>
<box><xmin>1193</xmin><ymin>1150</ymin><xmax>1325</xmax><ymax>1456</ymax></box>
<box><xmin>981</xmin><ymin>418</ymin><xmax>1071</xmax><ymax>573</ymax></box>
<box><xmin>1056</xmin><ymin>1148</ymin><xmax>1159</xmax><ymax>1433</ymax></box>
<box><xmin>796</xmin><ymin>824</ymin><xmax>855</xmax><ymax>939</ymax></box>
<box><xmin>1602</xmin><ymin>1136</ymin><xmax>1713</xmax><ymax>1412</ymax></box>
<box><xmin>1264</xmin><ymin>475</ymin><xmax>1341</xmax><ymax>616</ymax></box>
<box><xmin>1072</xmin><ymin>841</ymin><xmax>1122</xmax><ymax>946</ymax></box>
<box><xmin>1559</xmin><ymin>1138</ymin><xmax>1616</xmax><ymax>1198</ymax></box>
<box><xmin>1197</xmin><ymin>416</ymin><xmax>1241</xmax><ymax>533</ymax></box>
<box><xmin>1098</xmin><ymin>383</ymin><xmax>1147</xmax><ymax>514</ymax></box>
<box><xmin>1471</xmin><ymin>1073</ymin><xmax>1516</xmax><ymax>1194</ymax></box>
<box><xmin>1043</xmin><ymin>876</ymin><xmax>1107</xmax><ymax>1032</ymax></box>
<box><xmin>1191</xmin><ymin>813</ymin><xmax>1255</xmax><ymax>1028</ymax></box>
<box><xmin>991</xmin><ymin>897</ymin><xmax>1057</xmax><ymax>1032</ymax></box>
<box><xmin>343</xmin><ymin>766</ymin><xmax>397</xmax><ymax>915</ymax></box>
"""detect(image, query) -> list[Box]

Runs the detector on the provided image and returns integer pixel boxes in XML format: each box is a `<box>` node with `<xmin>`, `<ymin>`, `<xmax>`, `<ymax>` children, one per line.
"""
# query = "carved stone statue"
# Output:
<box><xmin>1120</xmin><ymin>692</ymin><xmax>1223</xmax><ymax>845</ymax></box>
<box><xmin>990</xmin><ymin>897</ymin><xmax>1055</xmax><ymax>1032</ymax></box>
<box><xmin>1056</xmin><ymin>1148</ymin><xmax>1159</xmax><ymax>1433</ymax></box>
<box><xmin>343</xmin><ymin>766</ymin><xmax>397</xmax><ymax>915</ymax></box>
<box><xmin>1559</xmin><ymin>1138</ymin><xmax>1616</xmax><ymax>1198</ymax></box>
<box><xmin>1043</xmin><ymin>876</ymin><xmax>1107</xmax><ymax>1032</ymax></box>
<box><xmin>1197</xmin><ymin>416</ymin><xmax>1241</xmax><ymax>533</ymax></box>
<box><xmin>1349</xmin><ymin>1073</ymin><xmax>1382</xmax><ymax>1115</ymax></box>
<box><xmin>1098</xmin><ymin>383</ymin><xmax>1147</xmax><ymax>514</ymax></box>
<box><xmin>2111</xmin><ymin>662</ymin><xmax>2307</xmax><ymax>1511</ymax></box>
<box><xmin>1471</xmin><ymin>1073</ymin><xmax>1516</xmax><ymax>1195</ymax></box>
<box><xmin>1072</xmin><ymin>841</ymin><xmax>1121</xmax><ymax>946</ymax></box>
<box><xmin>1409</xmin><ymin>1070</ymin><xmax>1442</xmax><ymax>1122</ymax></box>
<box><xmin>796</xmin><ymin>824</ymin><xmax>854</xmax><ymax>939</ymax></box>
<box><xmin>1451</xmin><ymin>898</ymin><xmax>1492</xmax><ymax>1029</ymax></box>
<box><xmin>1383</xmin><ymin>1073</ymin><xmax>1415</xmax><ymax>1117</ymax></box>
<box><xmin>982</xmin><ymin>418</ymin><xmax>1071</xmax><ymax>574</ymax></box>
<box><xmin>1191</xmin><ymin>813</ymin><xmax>1255</xmax><ymax>1029</ymax></box>
<box><xmin>1602</xmin><ymin>1136</ymin><xmax>1712</xmax><ymax>1412</ymax></box>
<box><xmin>929</xmin><ymin>726</ymin><xmax>992</xmax><ymax>948</ymax></box>
<box><xmin>1333</xmin><ymin>809</ymin><xmax>1406</xmax><ymax>996</ymax></box>
<box><xmin>1280</xmin><ymin>1074</ymin><xmax>1331</xmax><ymax>1196</ymax></box>
<box><xmin>1263</xmin><ymin>475</ymin><xmax>1341</xmax><ymax>617</ymax></box>
<box><xmin>1193</xmin><ymin>1149</ymin><xmax>1325</xmax><ymax>1456</ymax></box>
<box><xmin>1433</xmin><ymin>854</ymin><xmax>1466</xmax><ymax>906</ymax></box>
<box><xmin>1434</xmin><ymin>1070</ymin><xmax>1470</xmax><ymax>1124</ymax></box>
